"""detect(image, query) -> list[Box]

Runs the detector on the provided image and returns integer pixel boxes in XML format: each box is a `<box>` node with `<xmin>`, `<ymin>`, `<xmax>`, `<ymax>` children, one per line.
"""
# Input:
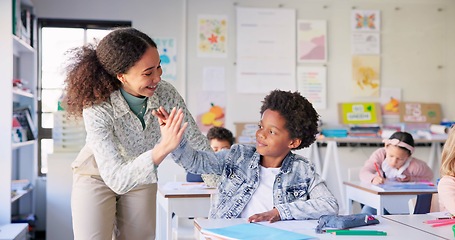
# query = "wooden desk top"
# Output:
<box><xmin>158</xmin><ymin>182</ymin><xmax>217</xmax><ymax>198</ymax></box>
<box><xmin>344</xmin><ymin>181</ymin><xmax>438</xmax><ymax>195</ymax></box>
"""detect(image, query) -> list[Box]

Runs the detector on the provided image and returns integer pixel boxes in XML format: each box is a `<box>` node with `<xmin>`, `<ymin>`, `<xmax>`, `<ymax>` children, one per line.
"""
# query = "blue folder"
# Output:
<box><xmin>203</xmin><ymin>222</ymin><xmax>316</xmax><ymax>240</ymax></box>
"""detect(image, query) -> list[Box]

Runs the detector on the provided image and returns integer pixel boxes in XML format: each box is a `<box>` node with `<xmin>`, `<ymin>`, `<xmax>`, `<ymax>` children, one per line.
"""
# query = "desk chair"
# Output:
<box><xmin>408</xmin><ymin>193</ymin><xmax>439</xmax><ymax>214</ymax></box>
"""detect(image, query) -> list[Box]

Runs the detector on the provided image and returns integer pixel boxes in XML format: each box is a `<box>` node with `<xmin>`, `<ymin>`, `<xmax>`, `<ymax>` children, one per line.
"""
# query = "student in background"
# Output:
<box><xmin>438</xmin><ymin>126</ymin><xmax>455</xmax><ymax>215</ymax></box>
<box><xmin>63</xmin><ymin>27</ymin><xmax>210</xmax><ymax>239</ymax></box>
<box><xmin>359</xmin><ymin>131</ymin><xmax>434</xmax><ymax>214</ymax></box>
<box><xmin>186</xmin><ymin>126</ymin><xmax>235</xmax><ymax>184</ymax></box>
<box><xmin>154</xmin><ymin>90</ymin><xmax>339</xmax><ymax>222</ymax></box>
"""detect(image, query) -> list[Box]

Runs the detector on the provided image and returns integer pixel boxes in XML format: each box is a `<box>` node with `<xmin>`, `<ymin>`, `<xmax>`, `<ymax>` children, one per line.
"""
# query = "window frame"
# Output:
<box><xmin>37</xmin><ymin>19</ymin><xmax>131</xmax><ymax>176</ymax></box>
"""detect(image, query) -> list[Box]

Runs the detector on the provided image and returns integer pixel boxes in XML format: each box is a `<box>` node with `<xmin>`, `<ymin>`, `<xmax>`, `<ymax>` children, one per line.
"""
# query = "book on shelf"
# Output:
<box><xmin>12</xmin><ymin>0</ymin><xmax>35</xmax><ymax>47</ymax></box>
<box><xmin>12</xmin><ymin>107</ymin><xmax>36</xmax><ymax>141</ymax></box>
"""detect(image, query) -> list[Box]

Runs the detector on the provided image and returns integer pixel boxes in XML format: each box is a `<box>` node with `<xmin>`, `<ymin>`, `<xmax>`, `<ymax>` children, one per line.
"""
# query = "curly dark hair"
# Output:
<box><xmin>260</xmin><ymin>90</ymin><xmax>319</xmax><ymax>150</ymax></box>
<box><xmin>389</xmin><ymin>131</ymin><xmax>415</xmax><ymax>155</ymax></box>
<box><xmin>207</xmin><ymin>127</ymin><xmax>235</xmax><ymax>146</ymax></box>
<box><xmin>63</xmin><ymin>27</ymin><xmax>157</xmax><ymax>117</ymax></box>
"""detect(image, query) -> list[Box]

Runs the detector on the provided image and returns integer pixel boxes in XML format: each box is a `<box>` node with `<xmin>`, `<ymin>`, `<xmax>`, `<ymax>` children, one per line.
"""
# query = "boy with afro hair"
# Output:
<box><xmin>154</xmin><ymin>89</ymin><xmax>339</xmax><ymax>222</ymax></box>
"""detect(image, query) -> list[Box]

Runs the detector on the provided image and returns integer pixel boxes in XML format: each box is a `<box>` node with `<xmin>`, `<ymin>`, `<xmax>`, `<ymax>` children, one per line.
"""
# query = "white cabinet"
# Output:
<box><xmin>0</xmin><ymin>223</ymin><xmax>28</xmax><ymax>240</ymax></box>
<box><xmin>0</xmin><ymin>0</ymin><xmax>38</xmax><ymax>228</ymax></box>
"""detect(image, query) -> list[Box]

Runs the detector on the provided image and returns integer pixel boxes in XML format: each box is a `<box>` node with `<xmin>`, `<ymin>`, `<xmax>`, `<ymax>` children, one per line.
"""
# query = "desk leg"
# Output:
<box><xmin>156</xmin><ymin>193</ymin><xmax>173</xmax><ymax>240</ymax></box>
<box><xmin>321</xmin><ymin>142</ymin><xmax>346</xmax><ymax>211</ymax></box>
<box><xmin>166</xmin><ymin>202</ymin><xmax>173</xmax><ymax>240</ymax></box>
<box><xmin>156</xmin><ymin>193</ymin><xmax>164</xmax><ymax>240</ymax></box>
<box><xmin>378</xmin><ymin>200</ymin><xmax>384</xmax><ymax>216</ymax></box>
<box><xmin>346</xmin><ymin>192</ymin><xmax>353</xmax><ymax>214</ymax></box>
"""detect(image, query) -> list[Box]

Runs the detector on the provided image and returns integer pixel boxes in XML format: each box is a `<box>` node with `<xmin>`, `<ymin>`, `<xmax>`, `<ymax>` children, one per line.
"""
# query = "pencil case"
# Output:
<box><xmin>315</xmin><ymin>213</ymin><xmax>380</xmax><ymax>233</ymax></box>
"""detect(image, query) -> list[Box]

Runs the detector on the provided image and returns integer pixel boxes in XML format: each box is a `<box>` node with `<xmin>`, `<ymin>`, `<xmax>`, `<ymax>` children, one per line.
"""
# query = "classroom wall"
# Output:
<box><xmin>35</xmin><ymin>0</ymin><xmax>455</xmax><ymax>130</ymax></box>
<box><xmin>184</xmin><ymin>0</ymin><xmax>455</xmax><ymax>131</ymax></box>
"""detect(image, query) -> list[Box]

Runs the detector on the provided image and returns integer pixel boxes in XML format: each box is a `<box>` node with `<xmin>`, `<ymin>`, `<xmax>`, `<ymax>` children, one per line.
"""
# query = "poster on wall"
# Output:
<box><xmin>351</xmin><ymin>32</ymin><xmax>380</xmax><ymax>54</ymax></box>
<box><xmin>236</xmin><ymin>7</ymin><xmax>296</xmax><ymax>93</ymax></box>
<box><xmin>297</xmin><ymin>66</ymin><xmax>327</xmax><ymax>109</ymax></box>
<box><xmin>154</xmin><ymin>37</ymin><xmax>177</xmax><ymax>81</ymax></box>
<box><xmin>297</xmin><ymin>20</ymin><xmax>327</xmax><ymax>63</ymax></box>
<box><xmin>196</xmin><ymin>92</ymin><xmax>226</xmax><ymax>133</ymax></box>
<box><xmin>352</xmin><ymin>55</ymin><xmax>381</xmax><ymax>97</ymax></box>
<box><xmin>351</xmin><ymin>10</ymin><xmax>381</xmax><ymax>32</ymax></box>
<box><xmin>399</xmin><ymin>102</ymin><xmax>442</xmax><ymax>124</ymax></box>
<box><xmin>380</xmin><ymin>87</ymin><xmax>401</xmax><ymax>117</ymax></box>
<box><xmin>197</xmin><ymin>15</ymin><xmax>228</xmax><ymax>58</ymax></box>
<box><xmin>338</xmin><ymin>102</ymin><xmax>382</xmax><ymax>125</ymax></box>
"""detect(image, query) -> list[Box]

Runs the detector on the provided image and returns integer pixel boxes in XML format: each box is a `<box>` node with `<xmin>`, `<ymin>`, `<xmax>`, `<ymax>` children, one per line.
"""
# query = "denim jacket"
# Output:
<box><xmin>172</xmin><ymin>138</ymin><xmax>339</xmax><ymax>220</ymax></box>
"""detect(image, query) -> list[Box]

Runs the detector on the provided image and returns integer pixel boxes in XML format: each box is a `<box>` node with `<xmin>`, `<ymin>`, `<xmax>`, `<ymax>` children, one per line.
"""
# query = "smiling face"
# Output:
<box><xmin>117</xmin><ymin>47</ymin><xmax>162</xmax><ymax>97</ymax></box>
<box><xmin>385</xmin><ymin>145</ymin><xmax>410</xmax><ymax>169</ymax></box>
<box><xmin>255</xmin><ymin>109</ymin><xmax>301</xmax><ymax>167</ymax></box>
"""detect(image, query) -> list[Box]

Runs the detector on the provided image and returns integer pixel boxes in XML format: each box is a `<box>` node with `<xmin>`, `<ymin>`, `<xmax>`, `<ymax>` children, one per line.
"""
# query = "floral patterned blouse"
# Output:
<box><xmin>71</xmin><ymin>80</ymin><xmax>211</xmax><ymax>194</ymax></box>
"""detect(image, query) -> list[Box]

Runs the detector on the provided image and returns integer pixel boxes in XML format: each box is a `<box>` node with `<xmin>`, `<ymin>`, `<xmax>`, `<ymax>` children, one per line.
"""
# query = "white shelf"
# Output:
<box><xmin>12</xmin><ymin>88</ymin><xmax>34</xmax><ymax>99</ymax></box>
<box><xmin>12</xmin><ymin>140</ymin><xmax>36</xmax><ymax>150</ymax></box>
<box><xmin>1</xmin><ymin>0</ymin><xmax>38</xmax><ymax>226</ymax></box>
<box><xmin>11</xmin><ymin>188</ymin><xmax>33</xmax><ymax>203</ymax></box>
<box><xmin>12</xmin><ymin>35</ymin><xmax>35</xmax><ymax>55</ymax></box>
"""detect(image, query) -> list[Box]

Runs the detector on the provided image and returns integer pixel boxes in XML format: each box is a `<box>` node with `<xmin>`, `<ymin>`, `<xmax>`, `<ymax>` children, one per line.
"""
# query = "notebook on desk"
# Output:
<box><xmin>376</xmin><ymin>182</ymin><xmax>436</xmax><ymax>191</ymax></box>
<box><xmin>201</xmin><ymin>222</ymin><xmax>317</xmax><ymax>240</ymax></box>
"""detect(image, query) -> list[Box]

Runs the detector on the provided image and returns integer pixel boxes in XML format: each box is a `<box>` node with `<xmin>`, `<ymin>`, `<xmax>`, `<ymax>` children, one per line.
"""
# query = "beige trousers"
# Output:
<box><xmin>71</xmin><ymin>174</ymin><xmax>156</xmax><ymax>240</ymax></box>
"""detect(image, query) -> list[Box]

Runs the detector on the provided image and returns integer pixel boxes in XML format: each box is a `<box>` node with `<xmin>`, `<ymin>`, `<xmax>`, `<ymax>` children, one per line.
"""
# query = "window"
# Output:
<box><xmin>38</xmin><ymin>19</ymin><xmax>131</xmax><ymax>175</ymax></box>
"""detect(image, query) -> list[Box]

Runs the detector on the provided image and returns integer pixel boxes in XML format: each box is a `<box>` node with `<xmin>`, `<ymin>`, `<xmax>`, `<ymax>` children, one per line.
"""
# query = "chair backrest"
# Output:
<box><xmin>413</xmin><ymin>193</ymin><xmax>433</xmax><ymax>214</ymax></box>
<box><xmin>409</xmin><ymin>193</ymin><xmax>439</xmax><ymax>214</ymax></box>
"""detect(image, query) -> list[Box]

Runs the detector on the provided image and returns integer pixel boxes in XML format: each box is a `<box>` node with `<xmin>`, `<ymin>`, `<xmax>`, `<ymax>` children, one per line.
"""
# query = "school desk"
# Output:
<box><xmin>155</xmin><ymin>182</ymin><xmax>216</xmax><ymax>240</ymax></box>
<box><xmin>345</xmin><ymin>181</ymin><xmax>438</xmax><ymax>215</ymax></box>
<box><xmin>193</xmin><ymin>215</ymin><xmax>447</xmax><ymax>240</ymax></box>
<box><xmin>383</xmin><ymin>214</ymin><xmax>454</xmax><ymax>240</ymax></box>
<box><xmin>309</xmin><ymin>137</ymin><xmax>445</xmax><ymax>211</ymax></box>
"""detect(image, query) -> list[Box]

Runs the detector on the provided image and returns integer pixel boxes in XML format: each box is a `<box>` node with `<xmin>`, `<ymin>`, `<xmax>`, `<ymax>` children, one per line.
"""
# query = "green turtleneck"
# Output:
<box><xmin>120</xmin><ymin>88</ymin><xmax>148</xmax><ymax>129</ymax></box>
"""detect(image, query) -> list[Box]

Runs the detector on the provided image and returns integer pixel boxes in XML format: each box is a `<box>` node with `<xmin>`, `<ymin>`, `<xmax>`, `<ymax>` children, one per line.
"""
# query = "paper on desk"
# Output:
<box><xmin>375</xmin><ymin>181</ymin><xmax>436</xmax><ymax>190</ymax></box>
<box><xmin>164</xmin><ymin>181</ymin><xmax>214</xmax><ymax>190</ymax></box>
<box><xmin>201</xmin><ymin>222</ymin><xmax>317</xmax><ymax>240</ymax></box>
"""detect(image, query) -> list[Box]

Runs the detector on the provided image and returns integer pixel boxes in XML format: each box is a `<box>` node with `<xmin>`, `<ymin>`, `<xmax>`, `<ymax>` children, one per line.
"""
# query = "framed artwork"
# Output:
<box><xmin>297</xmin><ymin>20</ymin><xmax>327</xmax><ymax>63</ymax></box>
<box><xmin>351</xmin><ymin>10</ymin><xmax>381</xmax><ymax>32</ymax></box>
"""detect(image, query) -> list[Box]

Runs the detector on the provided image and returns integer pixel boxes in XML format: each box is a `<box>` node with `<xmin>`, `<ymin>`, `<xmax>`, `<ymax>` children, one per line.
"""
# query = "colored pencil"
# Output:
<box><xmin>431</xmin><ymin>220</ymin><xmax>455</xmax><ymax>227</ymax></box>
<box><xmin>374</xmin><ymin>162</ymin><xmax>381</xmax><ymax>177</ymax></box>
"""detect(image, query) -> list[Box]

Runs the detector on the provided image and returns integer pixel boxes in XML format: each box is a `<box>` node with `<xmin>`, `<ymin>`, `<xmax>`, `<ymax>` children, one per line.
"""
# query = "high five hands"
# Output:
<box><xmin>151</xmin><ymin>107</ymin><xmax>188</xmax><ymax>165</ymax></box>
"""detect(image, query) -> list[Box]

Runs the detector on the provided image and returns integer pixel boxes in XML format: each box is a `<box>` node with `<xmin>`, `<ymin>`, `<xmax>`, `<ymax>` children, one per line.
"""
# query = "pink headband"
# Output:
<box><xmin>383</xmin><ymin>138</ymin><xmax>415</xmax><ymax>154</ymax></box>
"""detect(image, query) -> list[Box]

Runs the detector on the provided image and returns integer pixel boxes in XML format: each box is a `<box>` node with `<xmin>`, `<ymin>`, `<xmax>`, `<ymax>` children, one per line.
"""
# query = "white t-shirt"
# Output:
<box><xmin>240</xmin><ymin>165</ymin><xmax>280</xmax><ymax>218</ymax></box>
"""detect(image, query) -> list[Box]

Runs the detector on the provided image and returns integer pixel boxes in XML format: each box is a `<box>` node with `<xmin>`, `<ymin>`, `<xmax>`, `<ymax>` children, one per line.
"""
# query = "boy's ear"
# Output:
<box><xmin>289</xmin><ymin>138</ymin><xmax>302</xmax><ymax>149</ymax></box>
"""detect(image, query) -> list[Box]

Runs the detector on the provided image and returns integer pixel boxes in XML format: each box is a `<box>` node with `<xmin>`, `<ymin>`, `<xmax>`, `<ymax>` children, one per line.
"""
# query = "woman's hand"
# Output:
<box><xmin>152</xmin><ymin>106</ymin><xmax>170</xmax><ymax>126</ymax></box>
<box><xmin>151</xmin><ymin>107</ymin><xmax>188</xmax><ymax>165</ymax></box>
<box><xmin>247</xmin><ymin>208</ymin><xmax>281</xmax><ymax>223</ymax></box>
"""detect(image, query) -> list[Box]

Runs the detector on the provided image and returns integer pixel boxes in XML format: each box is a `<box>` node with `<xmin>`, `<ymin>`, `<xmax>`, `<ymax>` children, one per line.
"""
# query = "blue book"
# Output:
<box><xmin>202</xmin><ymin>222</ymin><xmax>317</xmax><ymax>240</ymax></box>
